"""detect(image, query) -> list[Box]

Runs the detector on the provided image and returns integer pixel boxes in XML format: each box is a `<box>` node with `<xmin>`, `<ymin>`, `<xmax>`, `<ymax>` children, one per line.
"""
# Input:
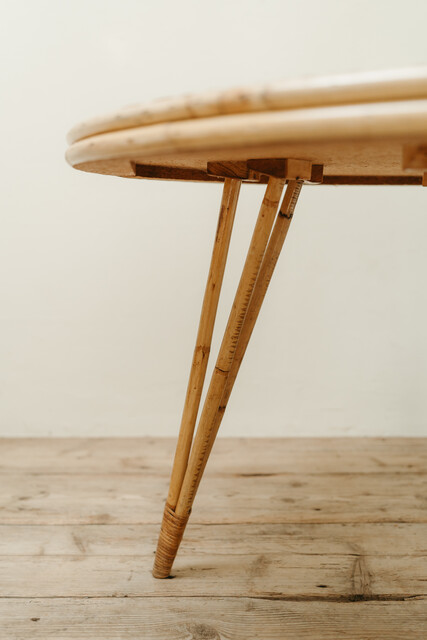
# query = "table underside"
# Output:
<box><xmin>73</xmin><ymin>139</ymin><xmax>426</xmax><ymax>185</ymax></box>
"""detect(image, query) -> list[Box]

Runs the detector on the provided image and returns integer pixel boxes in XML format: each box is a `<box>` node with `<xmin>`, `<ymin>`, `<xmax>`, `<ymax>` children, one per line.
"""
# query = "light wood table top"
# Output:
<box><xmin>66</xmin><ymin>67</ymin><xmax>427</xmax><ymax>185</ymax></box>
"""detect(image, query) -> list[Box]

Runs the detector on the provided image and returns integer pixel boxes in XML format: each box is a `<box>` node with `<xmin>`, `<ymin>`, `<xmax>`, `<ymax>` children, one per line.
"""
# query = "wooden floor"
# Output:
<box><xmin>0</xmin><ymin>438</ymin><xmax>426</xmax><ymax>639</ymax></box>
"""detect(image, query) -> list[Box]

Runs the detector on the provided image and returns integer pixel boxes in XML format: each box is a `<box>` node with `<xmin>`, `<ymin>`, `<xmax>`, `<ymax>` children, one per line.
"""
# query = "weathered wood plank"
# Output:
<box><xmin>1</xmin><ymin>472</ymin><xmax>425</xmax><ymax>524</ymax></box>
<box><xmin>1</xmin><ymin>598</ymin><xmax>426</xmax><ymax>640</ymax></box>
<box><xmin>0</xmin><ymin>438</ymin><xmax>425</xmax><ymax>638</ymax></box>
<box><xmin>1</xmin><ymin>554</ymin><xmax>425</xmax><ymax>598</ymax></box>
<box><xmin>1</xmin><ymin>438</ymin><xmax>425</xmax><ymax>474</ymax></box>
<box><xmin>0</xmin><ymin>523</ymin><xmax>425</xmax><ymax>557</ymax></box>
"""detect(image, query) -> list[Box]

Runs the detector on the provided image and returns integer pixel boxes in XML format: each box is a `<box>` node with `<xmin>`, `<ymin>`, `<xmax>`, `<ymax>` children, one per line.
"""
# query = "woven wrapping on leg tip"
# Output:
<box><xmin>152</xmin><ymin>503</ymin><xmax>190</xmax><ymax>578</ymax></box>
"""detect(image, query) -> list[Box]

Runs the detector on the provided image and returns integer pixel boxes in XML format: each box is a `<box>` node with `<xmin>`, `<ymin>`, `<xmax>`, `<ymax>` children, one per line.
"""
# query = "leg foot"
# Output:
<box><xmin>153</xmin><ymin>179</ymin><xmax>240</xmax><ymax>578</ymax></box>
<box><xmin>152</xmin><ymin>503</ymin><xmax>190</xmax><ymax>578</ymax></box>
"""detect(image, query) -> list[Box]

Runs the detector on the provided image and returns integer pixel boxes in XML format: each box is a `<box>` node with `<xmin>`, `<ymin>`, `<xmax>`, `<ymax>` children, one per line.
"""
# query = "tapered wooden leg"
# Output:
<box><xmin>167</xmin><ymin>178</ymin><xmax>241</xmax><ymax>511</ymax></box>
<box><xmin>175</xmin><ymin>177</ymin><xmax>287</xmax><ymax>515</ymax></box>
<box><xmin>152</xmin><ymin>178</ymin><xmax>241</xmax><ymax>578</ymax></box>
<box><xmin>177</xmin><ymin>180</ymin><xmax>303</xmax><ymax>506</ymax></box>
<box><xmin>153</xmin><ymin>175</ymin><xmax>287</xmax><ymax>578</ymax></box>
<box><xmin>203</xmin><ymin>179</ymin><xmax>304</xmax><ymax>467</ymax></box>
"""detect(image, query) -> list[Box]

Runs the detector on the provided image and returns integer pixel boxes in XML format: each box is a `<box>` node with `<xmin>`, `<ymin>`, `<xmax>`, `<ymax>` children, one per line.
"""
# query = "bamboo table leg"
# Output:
<box><xmin>152</xmin><ymin>178</ymin><xmax>241</xmax><ymax>578</ymax></box>
<box><xmin>175</xmin><ymin>177</ymin><xmax>287</xmax><ymax>516</ymax></box>
<box><xmin>167</xmin><ymin>178</ymin><xmax>241</xmax><ymax>511</ymax></box>
<box><xmin>175</xmin><ymin>179</ymin><xmax>303</xmax><ymax>514</ymax></box>
<box><xmin>153</xmin><ymin>176</ymin><xmax>287</xmax><ymax>578</ymax></box>
<box><xmin>201</xmin><ymin>179</ymin><xmax>303</xmax><ymax>474</ymax></box>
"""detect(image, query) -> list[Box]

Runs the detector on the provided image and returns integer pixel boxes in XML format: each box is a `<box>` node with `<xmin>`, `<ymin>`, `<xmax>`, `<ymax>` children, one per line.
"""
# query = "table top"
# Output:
<box><xmin>66</xmin><ymin>67</ymin><xmax>427</xmax><ymax>185</ymax></box>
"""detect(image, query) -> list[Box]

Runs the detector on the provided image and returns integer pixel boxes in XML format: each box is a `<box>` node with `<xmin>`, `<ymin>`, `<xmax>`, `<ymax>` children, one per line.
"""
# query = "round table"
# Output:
<box><xmin>66</xmin><ymin>67</ymin><xmax>427</xmax><ymax>578</ymax></box>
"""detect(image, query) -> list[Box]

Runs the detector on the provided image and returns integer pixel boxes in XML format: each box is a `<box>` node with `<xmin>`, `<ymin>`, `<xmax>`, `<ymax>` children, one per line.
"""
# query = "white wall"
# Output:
<box><xmin>0</xmin><ymin>0</ymin><xmax>426</xmax><ymax>437</ymax></box>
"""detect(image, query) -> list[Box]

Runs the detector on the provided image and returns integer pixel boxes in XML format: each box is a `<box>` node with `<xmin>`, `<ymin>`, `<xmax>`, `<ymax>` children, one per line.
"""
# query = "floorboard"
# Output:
<box><xmin>2</xmin><ymin>598</ymin><xmax>426</xmax><ymax>640</ymax></box>
<box><xmin>0</xmin><ymin>438</ymin><xmax>425</xmax><ymax>638</ymax></box>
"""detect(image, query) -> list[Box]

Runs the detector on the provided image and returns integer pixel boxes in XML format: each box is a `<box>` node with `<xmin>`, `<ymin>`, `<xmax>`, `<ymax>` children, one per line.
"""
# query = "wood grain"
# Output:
<box><xmin>67</xmin><ymin>67</ymin><xmax>427</xmax><ymax>144</ymax></box>
<box><xmin>0</xmin><ymin>438</ymin><xmax>425</xmax><ymax>638</ymax></box>
<box><xmin>66</xmin><ymin>99</ymin><xmax>427</xmax><ymax>180</ymax></box>
<box><xmin>1</xmin><ymin>437</ymin><xmax>424</xmax><ymax>475</ymax></box>
<box><xmin>1</xmin><ymin>553</ymin><xmax>425</xmax><ymax>598</ymax></box>
<box><xmin>1</xmin><ymin>470</ymin><xmax>426</xmax><ymax>525</ymax></box>
<box><xmin>1</xmin><ymin>522</ymin><xmax>425</xmax><ymax>557</ymax></box>
<box><xmin>2</xmin><ymin>598</ymin><xmax>427</xmax><ymax>640</ymax></box>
